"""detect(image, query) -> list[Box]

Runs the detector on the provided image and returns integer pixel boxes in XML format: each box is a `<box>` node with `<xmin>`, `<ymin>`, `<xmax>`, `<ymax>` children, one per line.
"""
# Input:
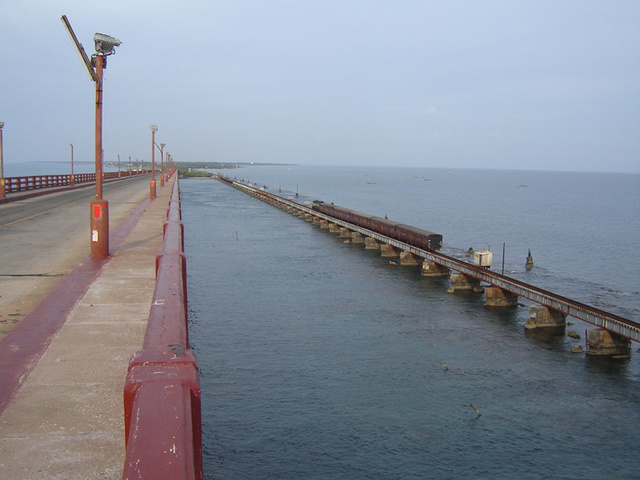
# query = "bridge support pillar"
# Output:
<box><xmin>351</xmin><ymin>232</ymin><xmax>365</xmax><ymax>244</ymax></box>
<box><xmin>399</xmin><ymin>252</ymin><xmax>420</xmax><ymax>266</ymax></box>
<box><xmin>311</xmin><ymin>216</ymin><xmax>321</xmax><ymax>225</ymax></box>
<box><xmin>329</xmin><ymin>223</ymin><xmax>340</xmax><ymax>234</ymax></box>
<box><xmin>320</xmin><ymin>219</ymin><xmax>330</xmax><ymax>229</ymax></box>
<box><xmin>380</xmin><ymin>244</ymin><xmax>398</xmax><ymax>257</ymax></box>
<box><xmin>525</xmin><ymin>305</ymin><xmax>566</xmax><ymax>330</ymax></box>
<box><xmin>339</xmin><ymin>228</ymin><xmax>352</xmax><ymax>238</ymax></box>
<box><xmin>586</xmin><ymin>329</ymin><xmax>631</xmax><ymax>358</ymax></box>
<box><xmin>364</xmin><ymin>237</ymin><xmax>380</xmax><ymax>250</ymax></box>
<box><xmin>484</xmin><ymin>286</ymin><xmax>519</xmax><ymax>307</ymax></box>
<box><xmin>421</xmin><ymin>260</ymin><xmax>449</xmax><ymax>277</ymax></box>
<box><xmin>447</xmin><ymin>273</ymin><xmax>483</xmax><ymax>293</ymax></box>
<box><xmin>304</xmin><ymin>214</ymin><xmax>314</xmax><ymax>222</ymax></box>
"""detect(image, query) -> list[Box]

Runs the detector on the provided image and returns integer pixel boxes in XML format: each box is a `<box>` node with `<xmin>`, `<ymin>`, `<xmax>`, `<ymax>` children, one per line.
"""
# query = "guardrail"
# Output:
<box><xmin>3</xmin><ymin>170</ymin><xmax>151</xmax><ymax>193</ymax></box>
<box><xmin>122</xmin><ymin>176</ymin><xmax>203</xmax><ymax>480</ymax></box>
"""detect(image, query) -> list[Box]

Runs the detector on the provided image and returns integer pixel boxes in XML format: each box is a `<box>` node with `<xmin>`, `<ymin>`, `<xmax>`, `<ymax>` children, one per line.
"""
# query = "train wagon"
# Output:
<box><xmin>370</xmin><ymin>216</ymin><xmax>399</xmax><ymax>237</ymax></box>
<box><xmin>396</xmin><ymin>224</ymin><xmax>443</xmax><ymax>251</ymax></box>
<box><xmin>313</xmin><ymin>200</ymin><xmax>443</xmax><ymax>251</ymax></box>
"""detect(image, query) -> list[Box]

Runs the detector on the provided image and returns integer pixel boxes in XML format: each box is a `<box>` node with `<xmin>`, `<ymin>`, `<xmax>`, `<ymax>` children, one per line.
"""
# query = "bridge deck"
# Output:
<box><xmin>0</xmin><ymin>176</ymin><xmax>175</xmax><ymax>478</ymax></box>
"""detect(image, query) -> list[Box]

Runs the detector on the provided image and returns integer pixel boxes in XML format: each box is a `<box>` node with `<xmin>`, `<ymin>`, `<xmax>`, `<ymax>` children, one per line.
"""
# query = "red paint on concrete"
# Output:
<box><xmin>0</xmin><ymin>196</ymin><xmax>152</xmax><ymax>416</ymax></box>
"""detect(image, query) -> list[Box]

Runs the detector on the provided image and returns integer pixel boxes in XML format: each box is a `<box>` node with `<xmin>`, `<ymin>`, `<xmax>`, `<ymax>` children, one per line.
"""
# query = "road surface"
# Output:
<box><xmin>0</xmin><ymin>176</ymin><xmax>151</xmax><ymax>339</ymax></box>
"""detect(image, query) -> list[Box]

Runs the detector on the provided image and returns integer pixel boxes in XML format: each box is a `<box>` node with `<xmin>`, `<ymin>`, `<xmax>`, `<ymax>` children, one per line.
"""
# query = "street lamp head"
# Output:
<box><xmin>149</xmin><ymin>125</ymin><xmax>158</xmax><ymax>132</ymax></box>
<box><xmin>160</xmin><ymin>143</ymin><xmax>166</xmax><ymax>148</ymax></box>
<box><xmin>94</xmin><ymin>33</ymin><xmax>121</xmax><ymax>55</ymax></box>
<box><xmin>0</xmin><ymin>122</ymin><xmax>4</xmax><ymax>130</ymax></box>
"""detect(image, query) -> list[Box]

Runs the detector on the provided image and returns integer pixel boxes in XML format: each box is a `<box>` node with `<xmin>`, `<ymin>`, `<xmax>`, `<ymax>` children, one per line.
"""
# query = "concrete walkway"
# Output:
<box><xmin>0</xmin><ymin>178</ymin><xmax>173</xmax><ymax>479</ymax></box>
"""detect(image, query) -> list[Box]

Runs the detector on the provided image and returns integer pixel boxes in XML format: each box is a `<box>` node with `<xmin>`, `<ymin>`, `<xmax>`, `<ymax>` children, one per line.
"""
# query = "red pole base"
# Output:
<box><xmin>150</xmin><ymin>180</ymin><xmax>157</xmax><ymax>199</ymax></box>
<box><xmin>90</xmin><ymin>198</ymin><xmax>109</xmax><ymax>258</ymax></box>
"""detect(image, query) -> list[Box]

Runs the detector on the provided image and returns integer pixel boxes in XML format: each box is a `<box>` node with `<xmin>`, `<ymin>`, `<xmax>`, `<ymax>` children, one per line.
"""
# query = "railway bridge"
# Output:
<box><xmin>218</xmin><ymin>175</ymin><xmax>639</xmax><ymax>358</ymax></box>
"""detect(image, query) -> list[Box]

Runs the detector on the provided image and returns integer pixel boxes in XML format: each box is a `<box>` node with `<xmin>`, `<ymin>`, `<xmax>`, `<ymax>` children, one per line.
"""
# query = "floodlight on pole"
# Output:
<box><xmin>94</xmin><ymin>33</ymin><xmax>121</xmax><ymax>55</ymax></box>
<box><xmin>61</xmin><ymin>14</ymin><xmax>121</xmax><ymax>258</ymax></box>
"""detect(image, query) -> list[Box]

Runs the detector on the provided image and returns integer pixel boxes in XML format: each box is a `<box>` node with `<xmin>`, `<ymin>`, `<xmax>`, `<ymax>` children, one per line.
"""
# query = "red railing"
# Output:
<box><xmin>3</xmin><ymin>170</ymin><xmax>151</xmax><ymax>193</ymax></box>
<box><xmin>122</xmin><ymin>176</ymin><xmax>203</xmax><ymax>480</ymax></box>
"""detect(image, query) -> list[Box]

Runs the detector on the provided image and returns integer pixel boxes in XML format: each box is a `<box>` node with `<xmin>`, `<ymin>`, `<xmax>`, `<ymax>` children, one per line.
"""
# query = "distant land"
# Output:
<box><xmin>174</xmin><ymin>161</ymin><xmax>297</xmax><ymax>177</ymax></box>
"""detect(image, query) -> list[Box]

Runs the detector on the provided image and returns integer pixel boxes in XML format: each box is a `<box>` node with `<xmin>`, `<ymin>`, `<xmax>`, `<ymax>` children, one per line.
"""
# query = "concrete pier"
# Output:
<box><xmin>380</xmin><ymin>244</ymin><xmax>399</xmax><ymax>257</ymax></box>
<box><xmin>399</xmin><ymin>251</ymin><xmax>420</xmax><ymax>266</ymax></box>
<box><xmin>525</xmin><ymin>305</ymin><xmax>567</xmax><ymax>330</ymax></box>
<box><xmin>364</xmin><ymin>237</ymin><xmax>380</xmax><ymax>250</ymax></box>
<box><xmin>421</xmin><ymin>260</ymin><xmax>449</xmax><ymax>277</ymax></box>
<box><xmin>351</xmin><ymin>232</ymin><xmax>365</xmax><ymax>244</ymax></box>
<box><xmin>484</xmin><ymin>286</ymin><xmax>519</xmax><ymax>307</ymax></box>
<box><xmin>586</xmin><ymin>329</ymin><xmax>631</xmax><ymax>357</ymax></box>
<box><xmin>447</xmin><ymin>272</ymin><xmax>483</xmax><ymax>293</ymax></box>
<box><xmin>329</xmin><ymin>223</ymin><xmax>341</xmax><ymax>234</ymax></box>
<box><xmin>339</xmin><ymin>227</ymin><xmax>352</xmax><ymax>238</ymax></box>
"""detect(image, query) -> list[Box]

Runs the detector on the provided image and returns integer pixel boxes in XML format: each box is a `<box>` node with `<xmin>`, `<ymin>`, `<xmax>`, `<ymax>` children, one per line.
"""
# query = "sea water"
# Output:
<box><xmin>3</xmin><ymin>161</ymin><xmax>123</xmax><ymax>177</ymax></box>
<box><xmin>181</xmin><ymin>166</ymin><xmax>640</xmax><ymax>480</ymax></box>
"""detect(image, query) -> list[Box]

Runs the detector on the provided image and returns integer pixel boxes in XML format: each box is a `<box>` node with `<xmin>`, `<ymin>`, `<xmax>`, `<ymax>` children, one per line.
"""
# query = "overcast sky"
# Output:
<box><xmin>1</xmin><ymin>1</ymin><xmax>639</xmax><ymax>173</ymax></box>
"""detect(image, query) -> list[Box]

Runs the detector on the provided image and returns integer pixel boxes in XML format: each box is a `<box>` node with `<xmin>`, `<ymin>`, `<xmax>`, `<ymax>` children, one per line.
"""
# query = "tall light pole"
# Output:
<box><xmin>149</xmin><ymin>125</ymin><xmax>158</xmax><ymax>199</ymax></box>
<box><xmin>0</xmin><ymin>122</ymin><xmax>5</xmax><ymax>199</ymax></box>
<box><xmin>69</xmin><ymin>143</ymin><xmax>75</xmax><ymax>187</ymax></box>
<box><xmin>62</xmin><ymin>15</ymin><xmax>121</xmax><ymax>258</ymax></box>
<box><xmin>159</xmin><ymin>143</ymin><xmax>165</xmax><ymax>187</ymax></box>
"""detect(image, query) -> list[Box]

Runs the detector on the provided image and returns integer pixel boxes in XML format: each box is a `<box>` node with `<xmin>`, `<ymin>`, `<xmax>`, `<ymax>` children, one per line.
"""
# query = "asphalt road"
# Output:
<box><xmin>0</xmin><ymin>175</ymin><xmax>152</xmax><ymax>339</ymax></box>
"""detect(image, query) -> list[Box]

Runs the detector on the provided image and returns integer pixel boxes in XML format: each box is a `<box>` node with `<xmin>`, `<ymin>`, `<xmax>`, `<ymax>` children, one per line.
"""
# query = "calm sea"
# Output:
<box><xmin>181</xmin><ymin>166</ymin><xmax>639</xmax><ymax>480</ymax></box>
<box><xmin>3</xmin><ymin>161</ymin><xmax>125</xmax><ymax>177</ymax></box>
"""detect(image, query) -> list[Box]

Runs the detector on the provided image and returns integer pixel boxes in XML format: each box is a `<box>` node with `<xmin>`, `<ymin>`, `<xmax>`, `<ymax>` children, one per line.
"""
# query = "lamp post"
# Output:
<box><xmin>0</xmin><ymin>122</ymin><xmax>5</xmax><ymax>199</ymax></box>
<box><xmin>61</xmin><ymin>15</ymin><xmax>121</xmax><ymax>258</ymax></box>
<box><xmin>149</xmin><ymin>125</ymin><xmax>158</xmax><ymax>199</ymax></box>
<box><xmin>70</xmin><ymin>143</ymin><xmax>75</xmax><ymax>187</ymax></box>
<box><xmin>159</xmin><ymin>143</ymin><xmax>165</xmax><ymax>187</ymax></box>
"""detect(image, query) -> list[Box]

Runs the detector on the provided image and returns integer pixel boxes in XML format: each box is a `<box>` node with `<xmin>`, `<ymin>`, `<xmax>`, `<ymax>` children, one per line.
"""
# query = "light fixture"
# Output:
<box><xmin>94</xmin><ymin>33</ymin><xmax>121</xmax><ymax>55</ymax></box>
<box><xmin>149</xmin><ymin>125</ymin><xmax>158</xmax><ymax>132</ymax></box>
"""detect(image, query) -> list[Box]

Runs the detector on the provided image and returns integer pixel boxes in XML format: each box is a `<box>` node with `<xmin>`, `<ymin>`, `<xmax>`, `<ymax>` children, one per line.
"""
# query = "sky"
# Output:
<box><xmin>1</xmin><ymin>0</ymin><xmax>639</xmax><ymax>173</ymax></box>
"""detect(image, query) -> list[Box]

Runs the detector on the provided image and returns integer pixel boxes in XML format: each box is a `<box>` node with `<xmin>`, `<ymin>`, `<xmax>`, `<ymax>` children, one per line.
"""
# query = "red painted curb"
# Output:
<box><xmin>122</xmin><ymin>177</ymin><xmax>203</xmax><ymax>480</ymax></box>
